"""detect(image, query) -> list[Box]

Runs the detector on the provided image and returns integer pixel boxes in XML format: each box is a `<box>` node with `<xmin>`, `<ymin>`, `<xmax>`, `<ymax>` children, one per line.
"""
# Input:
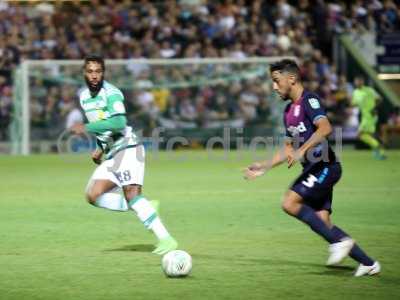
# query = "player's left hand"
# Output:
<box><xmin>287</xmin><ymin>149</ymin><xmax>305</xmax><ymax>168</ymax></box>
<box><xmin>70</xmin><ymin>123</ymin><xmax>85</xmax><ymax>135</ymax></box>
<box><xmin>243</xmin><ymin>162</ymin><xmax>266</xmax><ymax>180</ymax></box>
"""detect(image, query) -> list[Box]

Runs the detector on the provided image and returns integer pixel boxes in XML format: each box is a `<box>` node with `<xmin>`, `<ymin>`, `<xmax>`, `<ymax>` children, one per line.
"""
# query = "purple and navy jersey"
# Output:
<box><xmin>283</xmin><ymin>90</ymin><xmax>336</xmax><ymax>169</ymax></box>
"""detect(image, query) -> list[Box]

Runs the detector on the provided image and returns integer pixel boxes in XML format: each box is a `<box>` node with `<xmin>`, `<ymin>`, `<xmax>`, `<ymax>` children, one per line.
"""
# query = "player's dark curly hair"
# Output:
<box><xmin>270</xmin><ymin>59</ymin><xmax>300</xmax><ymax>78</ymax></box>
<box><xmin>84</xmin><ymin>55</ymin><xmax>105</xmax><ymax>71</ymax></box>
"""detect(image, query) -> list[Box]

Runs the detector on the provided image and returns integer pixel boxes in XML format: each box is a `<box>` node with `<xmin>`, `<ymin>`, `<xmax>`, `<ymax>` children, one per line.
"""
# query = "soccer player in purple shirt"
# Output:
<box><xmin>243</xmin><ymin>59</ymin><xmax>380</xmax><ymax>277</ymax></box>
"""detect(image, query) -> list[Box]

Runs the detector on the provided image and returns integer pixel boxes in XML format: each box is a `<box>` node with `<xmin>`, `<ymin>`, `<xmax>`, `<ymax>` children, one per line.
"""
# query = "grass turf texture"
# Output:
<box><xmin>0</xmin><ymin>150</ymin><xmax>399</xmax><ymax>300</ymax></box>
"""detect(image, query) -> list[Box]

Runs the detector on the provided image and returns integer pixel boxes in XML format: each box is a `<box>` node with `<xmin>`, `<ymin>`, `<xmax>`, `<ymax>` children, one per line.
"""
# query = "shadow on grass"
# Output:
<box><xmin>103</xmin><ymin>244</ymin><xmax>154</xmax><ymax>253</ymax></box>
<box><xmin>326</xmin><ymin>265</ymin><xmax>354</xmax><ymax>271</ymax></box>
<box><xmin>192</xmin><ymin>253</ymin><xmax>319</xmax><ymax>266</ymax></box>
<box><xmin>192</xmin><ymin>253</ymin><xmax>355</xmax><ymax>276</ymax></box>
<box><xmin>309</xmin><ymin>265</ymin><xmax>355</xmax><ymax>277</ymax></box>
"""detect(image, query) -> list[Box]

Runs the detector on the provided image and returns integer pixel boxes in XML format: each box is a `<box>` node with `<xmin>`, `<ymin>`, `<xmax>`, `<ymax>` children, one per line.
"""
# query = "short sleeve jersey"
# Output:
<box><xmin>79</xmin><ymin>81</ymin><xmax>139</xmax><ymax>159</ymax></box>
<box><xmin>284</xmin><ymin>90</ymin><xmax>336</xmax><ymax>169</ymax></box>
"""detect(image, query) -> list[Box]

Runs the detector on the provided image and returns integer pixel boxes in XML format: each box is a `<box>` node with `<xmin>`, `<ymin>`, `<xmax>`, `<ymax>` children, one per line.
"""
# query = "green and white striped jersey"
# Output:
<box><xmin>79</xmin><ymin>80</ymin><xmax>139</xmax><ymax>159</ymax></box>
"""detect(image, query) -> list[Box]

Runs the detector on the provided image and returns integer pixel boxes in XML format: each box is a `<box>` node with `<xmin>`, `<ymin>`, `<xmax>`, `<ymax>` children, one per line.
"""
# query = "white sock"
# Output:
<box><xmin>148</xmin><ymin>217</ymin><xmax>170</xmax><ymax>240</ymax></box>
<box><xmin>129</xmin><ymin>195</ymin><xmax>171</xmax><ymax>240</ymax></box>
<box><xmin>94</xmin><ymin>192</ymin><xmax>128</xmax><ymax>212</ymax></box>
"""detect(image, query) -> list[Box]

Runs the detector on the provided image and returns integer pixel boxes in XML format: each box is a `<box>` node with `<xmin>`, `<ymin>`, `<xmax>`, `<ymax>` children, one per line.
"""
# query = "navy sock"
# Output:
<box><xmin>331</xmin><ymin>226</ymin><xmax>374</xmax><ymax>266</ymax></box>
<box><xmin>296</xmin><ymin>205</ymin><xmax>340</xmax><ymax>243</ymax></box>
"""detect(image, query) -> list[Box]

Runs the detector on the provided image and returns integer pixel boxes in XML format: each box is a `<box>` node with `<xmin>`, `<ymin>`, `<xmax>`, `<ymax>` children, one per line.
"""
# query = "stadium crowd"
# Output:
<box><xmin>1</xmin><ymin>0</ymin><xmax>400</xmax><ymax>140</ymax></box>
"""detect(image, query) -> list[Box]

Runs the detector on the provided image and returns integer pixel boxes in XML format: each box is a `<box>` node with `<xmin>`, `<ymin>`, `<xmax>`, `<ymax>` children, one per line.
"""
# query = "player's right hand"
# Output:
<box><xmin>70</xmin><ymin>123</ymin><xmax>85</xmax><ymax>135</ymax></box>
<box><xmin>91</xmin><ymin>149</ymin><xmax>103</xmax><ymax>165</ymax></box>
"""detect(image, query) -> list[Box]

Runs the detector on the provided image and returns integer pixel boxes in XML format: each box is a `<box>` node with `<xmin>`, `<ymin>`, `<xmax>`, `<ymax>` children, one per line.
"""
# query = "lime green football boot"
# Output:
<box><xmin>152</xmin><ymin>236</ymin><xmax>178</xmax><ymax>255</ymax></box>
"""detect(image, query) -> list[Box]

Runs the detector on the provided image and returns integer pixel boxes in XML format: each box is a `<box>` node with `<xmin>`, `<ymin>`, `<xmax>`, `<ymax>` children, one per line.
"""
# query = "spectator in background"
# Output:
<box><xmin>255</xmin><ymin>97</ymin><xmax>270</xmax><ymax>125</ymax></box>
<box><xmin>331</xmin><ymin>75</ymin><xmax>353</xmax><ymax>125</ymax></box>
<box><xmin>204</xmin><ymin>93</ymin><xmax>231</xmax><ymax>128</ymax></box>
<box><xmin>159</xmin><ymin>93</ymin><xmax>180</xmax><ymax>129</ymax></box>
<box><xmin>178</xmin><ymin>97</ymin><xmax>198</xmax><ymax>127</ymax></box>
<box><xmin>381</xmin><ymin>106</ymin><xmax>400</xmax><ymax>146</ymax></box>
<box><xmin>130</xmin><ymin>80</ymin><xmax>159</xmax><ymax>134</ymax></box>
<box><xmin>58</xmin><ymin>86</ymin><xmax>76</xmax><ymax>121</ymax></box>
<box><xmin>1</xmin><ymin>0</ymin><xmax>399</xmax><ymax>141</ymax></box>
<box><xmin>152</xmin><ymin>87</ymin><xmax>170</xmax><ymax>115</ymax></box>
<box><xmin>65</xmin><ymin>100</ymin><xmax>83</xmax><ymax>131</ymax></box>
<box><xmin>0</xmin><ymin>85</ymin><xmax>12</xmax><ymax>140</ymax></box>
<box><xmin>238</xmin><ymin>81</ymin><xmax>260</xmax><ymax>125</ymax></box>
<box><xmin>64</xmin><ymin>99</ymin><xmax>86</xmax><ymax>152</ymax></box>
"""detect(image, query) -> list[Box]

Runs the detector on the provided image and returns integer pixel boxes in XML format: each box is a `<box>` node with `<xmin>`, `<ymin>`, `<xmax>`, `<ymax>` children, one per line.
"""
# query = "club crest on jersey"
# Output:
<box><xmin>113</xmin><ymin>101</ymin><xmax>126</xmax><ymax>113</ymax></box>
<box><xmin>308</xmin><ymin>98</ymin><xmax>320</xmax><ymax>109</ymax></box>
<box><xmin>287</xmin><ymin>122</ymin><xmax>307</xmax><ymax>135</ymax></box>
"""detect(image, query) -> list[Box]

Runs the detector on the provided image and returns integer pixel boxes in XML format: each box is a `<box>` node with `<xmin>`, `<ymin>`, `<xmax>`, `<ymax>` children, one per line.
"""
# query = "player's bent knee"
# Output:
<box><xmin>85</xmin><ymin>192</ymin><xmax>95</xmax><ymax>205</ymax></box>
<box><xmin>281</xmin><ymin>200</ymin><xmax>292</xmax><ymax>214</ymax></box>
<box><xmin>85</xmin><ymin>189</ymin><xmax>101</xmax><ymax>205</ymax></box>
<box><xmin>281</xmin><ymin>191</ymin><xmax>303</xmax><ymax>216</ymax></box>
<box><xmin>281</xmin><ymin>198</ymin><xmax>299</xmax><ymax>216</ymax></box>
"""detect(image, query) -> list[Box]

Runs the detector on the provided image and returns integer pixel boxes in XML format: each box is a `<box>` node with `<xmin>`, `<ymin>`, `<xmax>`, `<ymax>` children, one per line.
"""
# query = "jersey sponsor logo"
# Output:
<box><xmin>287</xmin><ymin>121</ymin><xmax>307</xmax><ymax>135</ymax></box>
<box><xmin>82</xmin><ymin>100</ymin><xmax>106</xmax><ymax>110</ymax></box>
<box><xmin>308</xmin><ymin>98</ymin><xmax>320</xmax><ymax>109</ymax></box>
<box><xmin>97</xmin><ymin>110</ymin><xmax>106</xmax><ymax>120</ymax></box>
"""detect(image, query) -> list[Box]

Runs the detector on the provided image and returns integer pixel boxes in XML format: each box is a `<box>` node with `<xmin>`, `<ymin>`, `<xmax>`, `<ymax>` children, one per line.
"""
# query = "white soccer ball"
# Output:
<box><xmin>162</xmin><ymin>250</ymin><xmax>192</xmax><ymax>277</ymax></box>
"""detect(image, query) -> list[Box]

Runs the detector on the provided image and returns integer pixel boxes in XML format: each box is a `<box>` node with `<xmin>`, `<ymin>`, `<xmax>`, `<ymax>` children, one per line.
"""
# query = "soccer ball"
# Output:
<box><xmin>162</xmin><ymin>250</ymin><xmax>192</xmax><ymax>277</ymax></box>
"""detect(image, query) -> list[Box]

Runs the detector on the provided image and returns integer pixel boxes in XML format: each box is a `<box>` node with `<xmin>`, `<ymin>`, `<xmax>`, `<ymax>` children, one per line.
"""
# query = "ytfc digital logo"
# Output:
<box><xmin>56</xmin><ymin>126</ymin><xmax>343</xmax><ymax>166</ymax></box>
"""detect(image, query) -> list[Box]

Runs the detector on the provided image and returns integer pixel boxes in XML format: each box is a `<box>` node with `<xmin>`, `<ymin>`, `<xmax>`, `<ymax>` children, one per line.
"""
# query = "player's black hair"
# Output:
<box><xmin>354</xmin><ymin>75</ymin><xmax>365</xmax><ymax>81</ymax></box>
<box><xmin>270</xmin><ymin>59</ymin><xmax>300</xmax><ymax>78</ymax></box>
<box><xmin>84</xmin><ymin>55</ymin><xmax>105</xmax><ymax>71</ymax></box>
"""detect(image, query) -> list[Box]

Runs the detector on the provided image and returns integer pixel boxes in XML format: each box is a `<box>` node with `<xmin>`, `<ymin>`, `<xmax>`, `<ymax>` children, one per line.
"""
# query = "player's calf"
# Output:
<box><xmin>123</xmin><ymin>185</ymin><xmax>178</xmax><ymax>254</ymax></box>
<box><xmin>326</xmin><ymin>238</ymin><xmax>354</xmax><ymax>266</ymax></box>
<box><xmin>330</xmin><ymin>225</ymin><xmax>376</xmax><ymax>267</ymax></box>
<box><xmin>283</xmin><ymin>191</ymin><xmax>341</xmax><ymax>244</ymax></box>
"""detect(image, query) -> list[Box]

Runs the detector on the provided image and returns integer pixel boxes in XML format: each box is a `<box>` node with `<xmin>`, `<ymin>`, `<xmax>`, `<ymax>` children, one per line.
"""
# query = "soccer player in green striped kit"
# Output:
<box><xmin>71</xmin><ymin>55</ymin><xmax>178</xmax><ymax>254</ymax></box>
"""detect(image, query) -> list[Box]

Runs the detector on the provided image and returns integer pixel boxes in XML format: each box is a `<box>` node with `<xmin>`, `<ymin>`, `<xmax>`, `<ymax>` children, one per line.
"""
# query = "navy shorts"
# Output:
<box><xmin>290</xmin><ymin>162</ymin><xmax>342</xmax><ymax>213</ymax></box>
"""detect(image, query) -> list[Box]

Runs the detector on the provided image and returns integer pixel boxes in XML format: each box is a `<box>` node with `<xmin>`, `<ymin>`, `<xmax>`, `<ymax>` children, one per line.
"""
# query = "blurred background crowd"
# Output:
<box><xmin>1</xmin><ymin>0</ymin><xmax>400</xmax><ymax>141</ymax></box>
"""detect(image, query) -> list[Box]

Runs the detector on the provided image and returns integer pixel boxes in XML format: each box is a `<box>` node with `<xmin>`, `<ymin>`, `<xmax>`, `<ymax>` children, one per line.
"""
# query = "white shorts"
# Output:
<box><xmin>87</xmin><ymin>145</ymin><xmax>145</xmax><ymax>188</ymax></box>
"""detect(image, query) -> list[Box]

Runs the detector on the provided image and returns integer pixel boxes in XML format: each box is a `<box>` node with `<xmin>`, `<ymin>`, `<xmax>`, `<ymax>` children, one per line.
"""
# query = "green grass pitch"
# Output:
<box><xmin>0</xmin><ymin>149</ymin><xmax>399</xmax><ymax>300</ymax></box>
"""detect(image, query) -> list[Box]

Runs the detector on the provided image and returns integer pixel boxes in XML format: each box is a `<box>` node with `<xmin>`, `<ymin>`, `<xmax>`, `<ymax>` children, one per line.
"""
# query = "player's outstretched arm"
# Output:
<box><xmin>243</xmin><ymin>141</ymin><xmax>293</xmax><ymax>180</ymax></box>
<box><xmin>70</xmin><ymin>115</ymin><xmax>127</xmax><ymax>135</ymax></box>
